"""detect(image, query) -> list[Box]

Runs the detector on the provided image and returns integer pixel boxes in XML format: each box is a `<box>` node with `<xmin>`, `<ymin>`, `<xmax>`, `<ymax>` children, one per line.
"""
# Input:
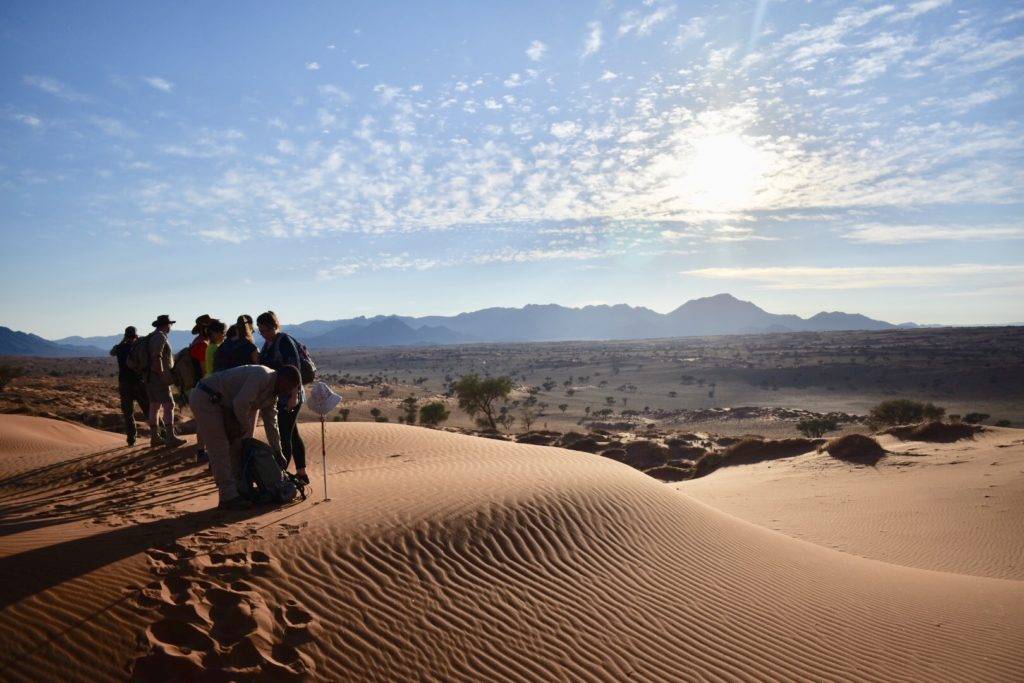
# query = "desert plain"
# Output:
<box><xmin>1</xmin><ymin>325</ymin><xmax>1022</xmax><ymax>681</ymax></box>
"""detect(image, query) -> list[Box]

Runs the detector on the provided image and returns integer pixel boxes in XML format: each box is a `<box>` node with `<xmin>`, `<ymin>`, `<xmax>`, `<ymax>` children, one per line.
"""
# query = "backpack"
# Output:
<box><xmin>237</xmin><ymin>438</ymin><xmax>307</xmax><ymax>504</ymax></box>
<box><xmin>270</xmin><ymin>333</ymin><xmax>316</xmax><ymax>385</ymax></box>
<box><xmin>296</xmin><ymin>340</ymin><xmax>316</xmax><ymax>385</ymax></box>
<box><xmin>171</xmin><ymin>347</ymin><xmax>200</xmax><ymax>393</ymax></box>
<box><xmin>126</xmin><ymin>333</ymin><xmax>154</xmax><ymax>375</ymax></box>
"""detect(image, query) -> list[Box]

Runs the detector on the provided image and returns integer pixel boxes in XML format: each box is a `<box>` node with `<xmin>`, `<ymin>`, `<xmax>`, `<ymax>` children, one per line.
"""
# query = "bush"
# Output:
<box><xmin>996</xmin><ymin>419</ymin><xmax>1011</xmax><ymax>427</ymax></box>
<box><xmin>692</xmin><ymin>438</ymin><xmax>816</xmax><ymax>478</ymax></box>
<box><xmin>882</xmin><ymin>421</ymin><xmax>981</xmax><ymax>443</ymax></box>
<box><xmin>823</xmin><ymin>434</ymin><xmax>886</xmax><ymax>465</ymax></box>
<box><xmin>454</xmin><ymin>373</ymin><xmax>513</xmax><ymax>431</ymax></box>
<box><xmin>962</xmin><ymin>412</ymin><xmax>990</xmax><ymax>424</ymax></box>
<box><xmin>867</xmin><ymin>399</ymin><xmax>945</xmax><ymax>429</ymax></box>
<box><xmin>418</xmin><ymin>401</ymin><xmax>451</xmax><ymax>427</ymax></box>
<box><xmin>796</xmin><ymin>416</ymin><xmax>840</xmax><ymax>438</ymax></box>
<box><xmin>0</xmin><ymin>364</ymin><xmax>27</xmax><ymax>392</ymax></box>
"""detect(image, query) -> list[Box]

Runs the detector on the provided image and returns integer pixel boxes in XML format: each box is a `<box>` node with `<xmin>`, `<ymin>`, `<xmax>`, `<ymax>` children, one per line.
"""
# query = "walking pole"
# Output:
<box><xmin>321</xmin><ymin>413</ymin><xmax>329</xmax><ymax>501</ymax></box>
<box><xmin>308</xmin><ymin>381</ymin><xmax>340</xmax><ymax>503</ymax></box>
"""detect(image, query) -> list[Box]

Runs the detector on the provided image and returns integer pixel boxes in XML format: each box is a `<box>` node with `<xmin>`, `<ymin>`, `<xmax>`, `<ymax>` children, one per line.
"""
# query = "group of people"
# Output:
<box><xmin>111</xmin><ymin>311</ymin><xmax>310</xmax><ymax>510</ymax></box>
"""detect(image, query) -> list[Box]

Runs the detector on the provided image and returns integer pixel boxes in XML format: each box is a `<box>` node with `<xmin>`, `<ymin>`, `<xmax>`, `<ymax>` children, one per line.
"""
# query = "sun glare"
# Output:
<box><xmin>681</xmin><ymin>132</ymin><xmax>768</xmax><ymax>212</ymax></box>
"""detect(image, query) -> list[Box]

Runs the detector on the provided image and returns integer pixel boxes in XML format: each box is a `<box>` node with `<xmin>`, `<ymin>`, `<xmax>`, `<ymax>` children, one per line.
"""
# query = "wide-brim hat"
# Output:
<box><xmin>191</xmin><ymin>313</ymin><xmax>213</xmax><ymax>334</ymax></box>
<box><xmin>152</xmin><ymin>314</ymin><xmax>176</xmax><ymax>327</ymax></box>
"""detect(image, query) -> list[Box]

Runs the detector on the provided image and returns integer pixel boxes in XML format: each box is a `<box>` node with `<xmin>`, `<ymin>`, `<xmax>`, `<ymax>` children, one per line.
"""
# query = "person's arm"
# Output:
<box><xmin>109</xmin><ymin>344</ymin><xmax>118</xmax><ymax>357</ymax></box>
<box><xmin>281</xmin><ymin>335</ymin><xmax>300</xmax><ymax>369</ymax></box>
<box><xmin>261</xmin><ymin>404</ymin><xmax>282</xmax><ymax>453</ymax></box>
<box><xmin>205</xmin><ymin>345</ymin><xmax>215</xmax><ymax>377</ymax></box>
<box><xmin>232</xmin><ymin>375</ymin><xmax>262</xmax><ymax>438</ymax></box>
<box><xmin>249</xmin><ymin>347</ymin><xmax>260</xmax><ymax>365</ymax></box>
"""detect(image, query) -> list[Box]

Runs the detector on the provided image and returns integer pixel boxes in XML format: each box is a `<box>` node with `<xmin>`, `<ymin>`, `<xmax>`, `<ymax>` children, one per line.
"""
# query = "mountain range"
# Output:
<box><xmin>3</xmin><ymin>294</ymin><xmax>934</xmax><ymax>357</ymax></box>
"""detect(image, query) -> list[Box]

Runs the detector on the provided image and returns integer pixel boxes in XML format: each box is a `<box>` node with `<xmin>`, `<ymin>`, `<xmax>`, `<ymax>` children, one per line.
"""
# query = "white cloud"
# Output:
<box><xmin>198</xmin><ymin>228</ymin><xmax>247</xmax><ymax>244</ymax></box>
<box><xmin>90</xmin><ymin>116</ymin><xmax>136</xmax><ymax>138</ymax></box>
<box><xmin>619</xmin><ymin>3</ymin><xmax>676</xmax><ymax>37</ymax></box>
<box><xmin>526</xmin><ymin>40</ymin><xmax>547</xmax><ymax>62</ymax></box>
<box><xmin>844</xmin><ymin>224</ymin><xmax>1024</xmax><ymax>244</ymax></box>
<box><xmin>890</xmin><ymin>0</ymin><xmax>951</xmax><ymax>22</ymax></box>
<box><xmin>684</xmin><ymin>264</ymin><xmax>1024</xmax><ymax>289</ymax></box>
<box><xmin>483</xmin><ymin>98</ymin><xmax>503</xmax><ymax>110</ymax></box>
<box><xmin>23</xmin><ymin>75</ymin><xmax>91</xmax><ymax>102</ymax></box>
<box><xmin>673</xmin><ymin>16</ymin><xmax>706</xmax><ymax>47</ymax></box>
<box><xmin>707</xmin><ymin>225</ymin><xmax>776</xmax><ymax>242</ymax></box>
<box><xmin>143</xmin><ymin>76</ymin><xmax>174</xmax><ymax>92</ymax></box>
<box><xmin>599</xmin><ymin>70</ymin><xmax>618</xmax><ymax>81</ymax></box>
<box><xmin>305</xmin><ymin>62</ymin><xmax>321</xmax><ymax>71</ymax></box>
<box><xmin>583</xmin><ymin>21</ymin><xmax>602</xmax><ymax>57</ymax></box>
<box><xmin>11</xmin><ymin>113</ymin><xmax>42</xmax><ymax>128</ymax></box>
<box><xmin>276</xmin><ymin>139</ymin><xmax>296</xmax><ymax>154</ymax></box>
<box><xmin>550</xmin><ymin>121</ymin><xmax>581</xmax><ymax>138</ymax></box>
<box><xmin>145</xmin><ymin>233</ymin><xmax>166</xmax><ymax>245</ymax></box>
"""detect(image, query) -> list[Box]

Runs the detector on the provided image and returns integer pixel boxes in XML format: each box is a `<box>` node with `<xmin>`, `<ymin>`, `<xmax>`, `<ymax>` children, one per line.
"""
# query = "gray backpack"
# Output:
<box><xmin>238</xmin><ymin>438</ymin><xmax>305</xmax><ymax>504</ymax></box>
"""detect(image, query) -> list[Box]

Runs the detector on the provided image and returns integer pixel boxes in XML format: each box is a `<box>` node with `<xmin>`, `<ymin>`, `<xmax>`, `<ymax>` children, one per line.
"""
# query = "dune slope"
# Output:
<box><xmin>1</xmin><ymin>416</ymin><xmax>1022</xmax><ymax>681</ymax></box>
<box><xmin>679</xmin><ymin>427</ymin><xmax>1024</xmax><ymax>580</ymax></box>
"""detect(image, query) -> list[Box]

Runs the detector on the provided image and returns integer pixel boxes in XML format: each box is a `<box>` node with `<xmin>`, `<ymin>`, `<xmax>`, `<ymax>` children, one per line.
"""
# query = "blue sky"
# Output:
<box><xmin>1</xmin><ymin>0</ymin><xmax>1022</xmax><ymax>337</ymax></box>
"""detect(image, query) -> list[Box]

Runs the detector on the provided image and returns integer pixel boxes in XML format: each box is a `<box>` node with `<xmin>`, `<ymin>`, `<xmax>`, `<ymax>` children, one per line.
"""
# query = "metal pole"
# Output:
<box><xmin>321</xmin><ymin>414</ymin><xmax>329</xmax><ymax>501</ymax></box>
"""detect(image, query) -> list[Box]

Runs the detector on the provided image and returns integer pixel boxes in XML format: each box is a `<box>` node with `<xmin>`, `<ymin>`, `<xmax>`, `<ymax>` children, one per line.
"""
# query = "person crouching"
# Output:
<box><xmin>189</xmin><ymin>364</ymin><xmax>301</xmax><ymax>510</ymax></box>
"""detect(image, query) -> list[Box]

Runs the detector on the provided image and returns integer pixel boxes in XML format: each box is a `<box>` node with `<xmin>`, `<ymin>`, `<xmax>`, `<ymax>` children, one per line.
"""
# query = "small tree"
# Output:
<box><xmin>796</xmin><ymin>416</ymin><xmax>840</xmax><ymax>438</ymax></box>
<box><xmin>418</xmin><ymin>401</ymin><xmax>451</xmax><ymax>427</ymax></box>
<box><xmin>401</xmin><ymin>396</ymin><xmax>418</xmax><ymax>425</ymax></box>
<box><xmin>369</xmin><ymin>407</ymin><xmax>382</xmax><ymax>420</ymax></box>
<box><xmin>963</xmin><ymin>412</ymin><xmax>990</xmax><ymax>424</ymax></box>
<box><xmin>339</xmin><ymin>408</ymin><xmax>350</xmax><ymax>421</ymax></box>
<box><xmin>558</xmin><ymin>403</ymin><xmax>568</xmax><ymax>414</ymax></box>
<box><xmin>520</xmin><ymin>406</ymin><xmax>537</xmax><ymax>431</ymax></box>
<box><xmin>0</xmin><ymin>364</ymin><xmax>27</xmax><ymax>392</ymax></box>
<box><xmin>453</xmin><ymin>373</ymin><xmax>513</xmax><ymax>430</ymax></box>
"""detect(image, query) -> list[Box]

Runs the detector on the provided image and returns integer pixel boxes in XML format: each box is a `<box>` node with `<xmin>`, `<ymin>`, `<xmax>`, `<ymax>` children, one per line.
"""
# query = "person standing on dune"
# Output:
<box><xmin>189</xmin><ymin>364</ymin><xmax>300</xmax><ymax>510</ymax></box>
<box><xmin>190</xmin><ymin>314</ymin><xmax>213</xmax><ymax>462</ymax></box>
<box><xmin>147</xmin><ymin>314</ymin><xmax>186</xmax><ymax>448</ymax></box>
<box><xmin>110</xmin><ymin>326</ymin><xmax>149</xmax><ymax>447</ymax></box>
<box><xmin>257</xmin><ymin>311</ymin><xmax>310</xmax><ymax>485</ymax></box>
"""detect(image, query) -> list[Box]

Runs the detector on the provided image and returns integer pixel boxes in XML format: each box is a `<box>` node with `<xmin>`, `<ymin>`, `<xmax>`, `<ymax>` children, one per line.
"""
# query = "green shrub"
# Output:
<box><xmin>867</xmin><ymin>399</ymin><xmax>945</xmax><ymax>429</ymax></box>
<box><xmin>796</xmin><ymin>416</ymin><xmax>840</xmax><ymax>438</ymax></box>
<box><xmin>418</xmin><ymin>401</ymin><xmax>451</xmax><ymax>427</ymax></box>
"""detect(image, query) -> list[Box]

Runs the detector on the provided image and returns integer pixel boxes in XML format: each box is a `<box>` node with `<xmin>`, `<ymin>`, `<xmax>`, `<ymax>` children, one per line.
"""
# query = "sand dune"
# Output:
<box><xmin>1</xmin><ymin>415</ymin><xmax>1022</xmax><ymax>681</ymax></box>
<box><xmin>680</xmin><ymin>427</ymin><xmax>1024</xmax><ymax>580</ymax></box>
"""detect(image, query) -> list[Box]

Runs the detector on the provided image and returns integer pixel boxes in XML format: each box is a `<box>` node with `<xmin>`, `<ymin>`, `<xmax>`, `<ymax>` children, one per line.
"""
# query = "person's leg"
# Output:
<box><xmin>162</xmin><ymin>398</ymin><xmax>185</xmax><ymax>446</ymax></box>
<box><xmin>291</xmin><ymin>415</ymin><xmax>306</xmax><ymax>470</ymax></box>
<box><xmin>118</xmin><ymin>383</ymin><xmax>137</xmax><ymax>445</ymax></box>
<box><xmin>192</xmin><ymin>399</ymin><xmax>237</xmax><ymax>505</ymax></box>
<box><xmin>147</xmin><ymin>383</ymin><xmax>162</xmax><ymax>447</ymax></box>
<box><xmin>277</xmin><ymin>405</ymin><xmax>296</xmax><ymax>469</ymax></box>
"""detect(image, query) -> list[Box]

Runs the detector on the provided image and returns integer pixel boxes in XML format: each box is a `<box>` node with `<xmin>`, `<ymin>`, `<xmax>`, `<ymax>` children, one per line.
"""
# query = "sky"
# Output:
<box><xmin>1</xmin><ymin>0</ymin><xmax>1023</xmax><ymax>338</ymax></box>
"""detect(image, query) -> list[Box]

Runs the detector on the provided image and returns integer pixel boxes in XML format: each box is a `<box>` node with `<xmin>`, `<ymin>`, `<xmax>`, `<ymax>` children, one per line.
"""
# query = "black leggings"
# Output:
<box><xmin>278</xmin><ymin>405</ymin><xmax>306</xmax><ymax>470</ymax></box>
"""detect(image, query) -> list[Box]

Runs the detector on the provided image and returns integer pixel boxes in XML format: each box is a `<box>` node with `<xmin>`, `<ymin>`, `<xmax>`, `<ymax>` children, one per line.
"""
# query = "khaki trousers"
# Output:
<box><xmin>189</xmin><ymin>389</ymin><xmax>241</xmax><ymax>502</ymax></box>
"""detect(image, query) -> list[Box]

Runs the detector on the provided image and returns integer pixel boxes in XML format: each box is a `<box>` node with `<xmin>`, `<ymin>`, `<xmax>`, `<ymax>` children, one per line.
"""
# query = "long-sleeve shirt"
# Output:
<box><xmin>199</xmin><ymin>365</ymin><xmax>281</xmax><ymax>452</ymax></box>
<box><xmin>147</xmin><ymin>330</ymin><xmax>172</xmax><ymax>381</ymax></box>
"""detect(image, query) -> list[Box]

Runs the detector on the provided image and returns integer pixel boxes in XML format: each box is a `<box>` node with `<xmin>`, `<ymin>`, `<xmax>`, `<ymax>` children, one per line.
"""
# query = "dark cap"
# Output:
<box><xmin>275</xmin><ymin>365</ymin><xmax>301</xmax><ymax>392</ymax></box>
<box><xmin>124</xmin><ymin>326</ymin><xmax>137</xmax><ymax>337</ymax></box>
<box><xmin>191</xmin><ymin>314</ymin><xmax>213</xmax><ymax>334</ymax></box>
<box><xmin>151</xmin><ymin>314</ymin><xmax>176</xmax><ymax>328</ymax></box>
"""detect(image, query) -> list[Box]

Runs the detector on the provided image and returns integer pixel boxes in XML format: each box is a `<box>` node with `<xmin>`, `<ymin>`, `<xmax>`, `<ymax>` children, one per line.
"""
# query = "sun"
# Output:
<box><xmin>681</xmin><ymin>131</ymin><xmax>768</xmax><ymax>212</ymax></box>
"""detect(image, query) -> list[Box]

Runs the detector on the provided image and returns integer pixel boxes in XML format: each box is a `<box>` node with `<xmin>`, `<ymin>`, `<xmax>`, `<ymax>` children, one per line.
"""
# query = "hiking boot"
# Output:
<box><xmin>164</xmin><ymin>434</ymin><xmax>187</xmax><ymax>448</ymax></box>
<box><xmin>217</xmin><ymin>497</ymin><xmax>251</xmax><ymax>511</ymax></box>
<box><xmin>150</xmin><ymin>436</ymin><xmax>164</xmax><ymax>448</ymax></box>
<box><xmin>127</xmin><ymin>436</ymin><xmax>136</xmax><ymax>447</ymax></box>
<box><xmin>195</xmin><ymin>449</ymin><xmax>209</xmax><ymax>464</ymax></box>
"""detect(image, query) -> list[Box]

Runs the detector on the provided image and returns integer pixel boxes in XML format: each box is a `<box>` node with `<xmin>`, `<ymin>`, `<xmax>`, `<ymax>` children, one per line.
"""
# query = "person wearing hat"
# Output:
<box><xmin>189</xmin><ymin>314</ymin><xmax>213</xmax><ymax>462</ymax></box>
<box><xmin>147</xmin><ymin>314</ymin><xmax>186</xmax><ymax>448</ymax></box>
<box><xmin>189</xmin><ymin>364</ymin><xmax>301</xmax><ymax>510</ymax></box>
<box><xmin>109</xmin><ymin>326</ymin><xmax>149</xmax><ymax>446</ymax></box>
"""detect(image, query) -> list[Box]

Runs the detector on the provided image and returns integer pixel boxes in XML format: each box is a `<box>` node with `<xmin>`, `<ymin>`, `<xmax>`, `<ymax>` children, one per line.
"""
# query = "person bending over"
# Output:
<box><xmin>189</xmin><ymin>364</ymin><xmax>300</xmax><ymax>510</ymax></box>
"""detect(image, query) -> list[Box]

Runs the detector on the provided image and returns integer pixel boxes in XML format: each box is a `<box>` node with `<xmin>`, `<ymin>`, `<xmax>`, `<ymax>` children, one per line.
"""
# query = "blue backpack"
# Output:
<box><xmin>238</xmin><ymin>438</ymin><xmax>306</xmax><ymax>504</ymax></box>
